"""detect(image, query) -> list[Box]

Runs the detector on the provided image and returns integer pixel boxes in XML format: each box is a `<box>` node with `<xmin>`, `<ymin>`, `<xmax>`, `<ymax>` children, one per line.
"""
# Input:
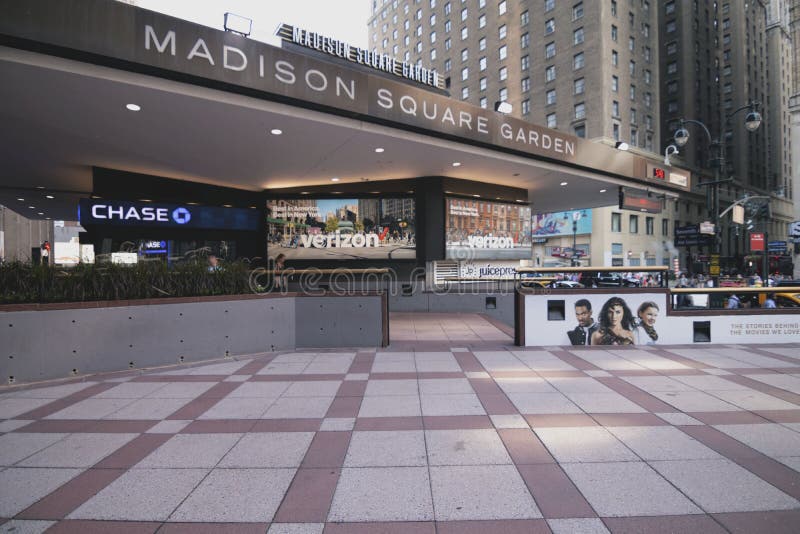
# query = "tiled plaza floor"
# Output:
<box><xmin>1</xmin><ymin>314</ymin><xmax>800</xmax><ymax>533</ymax></box>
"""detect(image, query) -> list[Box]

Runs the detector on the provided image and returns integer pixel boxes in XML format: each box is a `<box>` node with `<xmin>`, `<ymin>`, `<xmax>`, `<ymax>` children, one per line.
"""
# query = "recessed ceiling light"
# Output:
<box><xmin>600</xmin><ymin>189</ymin><xmax>607</xmax><ymax>193</ymax></box>
<box><xmin>17</xmin><ymin>198</ymin><xmax>24</xmax><ymax>201</ymax></box>
<box><xmin>28</xmin><ymin>206</ymin><xmax>35</xmax><ymax>209</ymax></box>
<box><xmin>331</xmin><ymin>191</ymin><xmax>342</xmax><ymax>194</ymax></box>
<box><xmin>45</xmin><ymin>217</ymin><xmax>51</xmax><ymax>220</ymax></box>
<box><xmin>472</xmin><ymin>194</ymin><xmax>480</xmax><ymax>198</ymax></box>
<box><xmin>45</xmin><ymin>195</ymin><xmax>54</xmax><ymax>199</ymax></box>
<box><xmin>222</xmin><ymin>204</ymin><xmax>233</xmax><ymax>208</ymax></box>
<box><xmin>496</xmin><ymin>197</ymin><xmax>501</xmax><ymax>200</ymax></box>
<box><xmin>300</xmin><ymin>191</ymin><xmax>310</xmax><ymax>195</ymax></box>
<box><xmin>126</xmin><ymin>103</ymin><xmax>141</xmax><ymax>111</ymax></box>
<box><xmin>249</xmin><ymin>206</ymin><xmax>257</xmax><ymax>209</ymax></box>
<box><xmin>331</xmin><ymin>177</ymin><xmax>340</xmax><ymax>182</ymax></box>
<box><xmin>640</xmin><ymin>208</ymin><xmax>647</xmax><ymax>212</ymax></box>
<box><xmin>270</xmin><ymin>128</ymin><xmax>282</xmax><ymax>135</ymax></box>
<box><xmin>36</xmin><ymin>186</ymin><xmax>45</xmax><ymax>189</ymax></box>
<box><xmin>516</xmin><ymin>199</ymin><xmax>525</xmax><ymax>202</ymax></box>
<box><xmin>139</xmin><ymin>199</ymin><xmax>152</xmax><ymax>202</ymax></box>
<box><xmin>374</xmin><ymin>147</ymin><xmax>385</xmax><ymax>153</ymax></box>
<box><xmin>560</xmin><ymin>182</ymin><xmax>568</xmax><ymax>186</ymax></box>
<box><xmin>369</xmin><ymin>191</ymin><xmax>381</xmax><ymax>194</ymax></box>
<box><xmin>186</xmin><ymin>202</ymin><xmax>199</xmax><ymax>205</ymax></box>
<box><xmin>37</xmin><ymin>212</ymin><xmax>43</xmax><ymax>215</ymax></box>
<box><xmin>452</xmin><ymin>162</ymin><xmax>461</xmax><ymax>167</ymax></box>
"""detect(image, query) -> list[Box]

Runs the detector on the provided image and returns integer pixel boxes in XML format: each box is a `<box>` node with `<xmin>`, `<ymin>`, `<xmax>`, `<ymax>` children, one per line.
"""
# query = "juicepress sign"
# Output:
<box><xmin>78</xmin><ymin>200</ymin><xmax>260</xmax><ymax>231</ymax></box>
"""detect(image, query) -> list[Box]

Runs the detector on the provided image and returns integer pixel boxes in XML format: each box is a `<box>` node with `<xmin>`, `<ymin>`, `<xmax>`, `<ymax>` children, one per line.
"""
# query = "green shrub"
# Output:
<box><xmin>0</xmin><ymin>260</ymin><xmax>254</xmax><ymax>304</ymax></box>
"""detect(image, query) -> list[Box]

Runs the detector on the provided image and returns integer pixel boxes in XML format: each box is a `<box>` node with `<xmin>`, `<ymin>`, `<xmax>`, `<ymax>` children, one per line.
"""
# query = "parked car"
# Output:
<box><xmin>595</xmin><ymin>272</ymin><xmax>640</xmax><ymax>287</ymax></box>
<box><xmin>549</xmin><ymin>280</ymin><xmax>585</xmax><ymax>289</ymax></box>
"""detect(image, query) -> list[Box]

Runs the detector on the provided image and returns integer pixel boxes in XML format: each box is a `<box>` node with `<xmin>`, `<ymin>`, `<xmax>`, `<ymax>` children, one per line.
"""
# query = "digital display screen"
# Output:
<box><xmin>266</xmin><ymin>198</ymin><xmax>415</xmax><ymax>260</ymax></box>
<box><xmin>445</xmin><ymin>197</ymin><xmax>531</xmax><ymax>260</ymax></box>
<box><xmin>79</xmin><ymin>200</ymin><xmax>260</xmax><ymax>231</ymax></box>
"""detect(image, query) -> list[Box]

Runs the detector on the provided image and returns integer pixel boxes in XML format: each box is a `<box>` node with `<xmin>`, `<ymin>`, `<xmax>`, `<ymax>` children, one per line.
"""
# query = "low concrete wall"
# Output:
<box><xmin>1</xmin><ymin>292</ymin><xmax>386</xmax><ymax>384</ymax></box>
<box><xmin>389</xmin><ymin>284</ymin><xmax>515</xmax><ymax>327</ymax></box>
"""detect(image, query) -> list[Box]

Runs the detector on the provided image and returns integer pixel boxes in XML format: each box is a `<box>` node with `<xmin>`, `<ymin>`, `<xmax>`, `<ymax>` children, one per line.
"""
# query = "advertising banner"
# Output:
<box><xmin>459</xmin><ymin>260</ymin><xmax>522</xmax><ymax>279</ymax></box>
<box><xmin>531</xmin><ymin>210</ymin><xmax>592</xmax><ymax>238</ymax></box>
<box><xmin>750</xmin><ymin>232</ymin><xmax>765</xmax><ymax>252</ymax></box>
<box><xmin>267</xmin><ymin>198</ymin><xmax>415</xmax><ymax>260</ymax></box>
<box><xmin>78</xmin><ymin>200</ymin><xmax>260</xmax><ymax>231</ymax></box>
<box><xmin>445</xmin><ymin>198</ymin><xmax>531</xmax><ymax>260</ymax></box>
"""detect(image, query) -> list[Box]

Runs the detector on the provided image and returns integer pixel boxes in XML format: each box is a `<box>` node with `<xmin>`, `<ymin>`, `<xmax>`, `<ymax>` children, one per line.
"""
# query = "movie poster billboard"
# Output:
<box><xmin>267</xmin><ymin>198</ymin><xmax>415</xmax><ymax>260</ymax></box>
<box><xmin>445</xmin><ymin>197</ymin><xmax>531</xmax><ymax>260</ymax></box>
<box><xmin>531</xmin><ymin>209</ymin><xmax>592</xmax><ymax>238</ymax></box>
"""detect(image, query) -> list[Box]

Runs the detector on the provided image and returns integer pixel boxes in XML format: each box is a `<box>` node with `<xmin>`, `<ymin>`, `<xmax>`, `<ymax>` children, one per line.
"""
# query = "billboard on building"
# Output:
<box><xmin>531</xmin><ymin>209</ymin><xmax>592</xmax><ymax>238</ymax></box>
<box><xmin>445</xmin><ymin>197</ymin><xmax>531</xmax><ymax>260</ymax></box>
<box><xmin>267</xmin><ymin>198</ymin><xmax>415</xmax><ymax>260</ymax></box>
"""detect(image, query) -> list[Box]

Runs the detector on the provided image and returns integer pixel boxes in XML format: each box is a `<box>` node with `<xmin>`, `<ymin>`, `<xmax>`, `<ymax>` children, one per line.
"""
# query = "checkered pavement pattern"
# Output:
<box><xmin>1</xmin><ymin>318</ymin><xmax>800</xmax><ymax>533</ymax></box>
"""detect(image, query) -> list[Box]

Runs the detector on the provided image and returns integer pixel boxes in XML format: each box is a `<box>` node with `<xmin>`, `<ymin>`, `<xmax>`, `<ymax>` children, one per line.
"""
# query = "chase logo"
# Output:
<box><xmin>172</xmin><ymin>207</ymin><xmax>192</xmax><ymax>225</ymax></box>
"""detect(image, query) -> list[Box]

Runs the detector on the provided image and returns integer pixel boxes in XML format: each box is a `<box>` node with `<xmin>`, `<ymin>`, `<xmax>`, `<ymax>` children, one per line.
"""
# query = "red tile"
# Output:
<box><xmin>16</xmin><ymin>383</ymin><xmax>117</xmax><ymax>419</ymax></box>
<box><xmin>337</xmin><ymin>381</ymin><xmax>367</xmax><ymax>397</ymax></box>
<box><xmin>436</xmin><ymin>519</ymin><xmax>550</xmax><ymax>534</ymax></box>
<box><xmin>712</xmin><ymin>510</ymin><xmax>800</xmax><ymax>534</ymax></box>
<box><xmin>301</xmin><ymin>431</ymin><xmax>352</xmax><ymax>468</ymax></box>
<box><xmin>349</xmin><ymin>353</ymin><xmax>375</xmax><ymax>374</ymax></box>
<box><xmin>325</xmin><ymin>522</ymin><xmax>435</xmax><ymax>534</ymax></box>
<box><xmin>17</xmin><ymin>469</ymin><xmax>125</xmax><ymax>519</ymax></box>
<box><xmin>369</xmin><ymin>373</ymin><xmax>419</xmax><ymax>380</ymax></box>
<box><xmin>423</xmin><ymin>415</ymin><xmax>493</xmax><ymax>429</ymax></box>
<box><xmin>93</xmin><ymin>433</ymin><xmax>172</xmax><ymax>469</ymax></box>
<box><xmin>498</xmin><ymin>428</ymin><xmax>555</xmax><ymax>464</ymax></box>
<box><xmin>535</xmin><ymin>370</ymin><xmax>587</xmax><ymax>378</ymax></box>
<box><xmin>165</xmin><ymin>397</ymin><xmax>221</xmax><ymax>420</ymax></box>
<box><xmin>354</xmin><ymin>417</ymin><xmax>424</xmax><ymax>431</ymax></box>
<box><xmin>517</xmin><ymin>464</ymin><xmax>596</xmax><ymax>519</ymax></box>
<box><xmin>274</xmin><ymin>468</ymin><xmax>341</xmax><ymax>523</ymax></box>
<box><xmin>181</xmin><ymin>420</ymin><xmax>257</xmax><ymax>433</ymax></box>
<box><xmin>84</xmin><ymin>420</ymin><xmax>157</xmax><ymax>433</ymax></box>
<box><xmin>525</xmin><ymin>414</ymin><xmax>597</xmax><ymax>428</ymax></box>
<box><xmin>131</xmin><ymin>375</ymin><xmax>227</xmax><ymax>382</ymax></box>
<box><xmin>687</xmin><ymin>412</ymin><xmax>770</xmax><ymax>425</ymax></box>
<box><xmin>604</xmin><ymin>515</ymin><xmax>728</xmax><ymax>534</ymax></box>
<box><xmin>200</xmin><ymin>382</ymin><xmax>244</xmax><ymax>398</ymax></box>
<box><xmin>551</xmin><ymin>350</ymin><xmax>600</xmax><ymax>371</ymax></box>
<box><xmin>45</xmin><ymin>520</ymin><xmax>160</xmax><ymax>533</ymax></box>
<box><xmin>251</xmin><ymin>419</ymin><xmax>322</xmax><ymax>432</ymax></box>
<box><xmin>417</xmin><ymin>372</ymin><xmax>465</xmax><ymax>379</ymax></box>
<box><xmin>326</xmin><ymin>396</ymin><xmax>362</xmax><ymax>418</ymax></box>
<box><xmin>478</xmin><ymin>393</ymin><xmax>518</xmax><ymax>415</ymax></box>
<box><xmin>468</xmin><ymin>378</ymin><xmax>505</xmax><ymax>395</ymax></box>
<box><xmin>648</xmin><ymin>349</ymin><xmax>713</xmax><ymax>369</ymax></box>
<box><xmin>610</xmin><ymin>370</ymin><xmax>662</xmax><ymax>376</ymax></box>
<box><xmin>234</xmin><ymin>358</ymin><xmax>272</xmax><ymax>375</ymax></box>
<box><xmin>589</xmin><ymin>413</ymin><xmax>668</xmax><ymax>427</ymax></box>
<box><xmin>754</xmin><ymin>410</ymin><xmax>800</xmax><ymax>423</ymax></box>
<box><xmin>453</xmin><ymin>352</ymin><xmax>485</xmax><ymax>372</ymax></box>
<box><xmin>15</xmin><ymin>420</ymin><xmax>93</xmax><ymax>433</ymax></box>
<box><xmin>158</xmin><ymin>523</ymin><xmax>268</xmax><ymax>534</ymax></box>
<box><xmin>596</xmin><ymin>377</ymin><xmax>677</xmax><ymax>412</ymax></box>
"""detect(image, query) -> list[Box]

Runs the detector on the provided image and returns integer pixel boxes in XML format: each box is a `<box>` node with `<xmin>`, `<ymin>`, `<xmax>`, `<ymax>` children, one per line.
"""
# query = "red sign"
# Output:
<box><xmin>750</xmin><ymin>232</ymin><xmax>765</xmax><ymax>251</ymax></box>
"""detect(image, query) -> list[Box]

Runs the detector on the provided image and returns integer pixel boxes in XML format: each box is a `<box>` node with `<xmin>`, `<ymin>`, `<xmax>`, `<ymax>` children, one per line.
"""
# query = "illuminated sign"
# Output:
<box><xmin>446</xmin><ymin>197</ymin><xmax>531</xmax><ymax>260</ymax></box>
<box><xmin>277</xmin><ymin>24</ymin><xmax>444</xmax><ymax>90</ymax></box>
<box><xmin>79</xmin><ymin>200</ymin><xmax>260</xmax><ymax>231</ymax></box>
<box><xmin>646</xmin><ymin>163</ymin><xmax>667</xmax><ymax>180</ymax></box>
<box><xmin>618</xmin><ymin>187</ymin><xmax>663</xmax><ymax>214</ymax></box>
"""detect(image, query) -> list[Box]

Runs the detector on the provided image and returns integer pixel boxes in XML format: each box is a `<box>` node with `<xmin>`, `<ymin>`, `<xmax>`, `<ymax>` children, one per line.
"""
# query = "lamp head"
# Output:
<box><xmin>673</xmin><ymin>127</ymin><xmax>690</xmax><ymax>147</ymax></box>
<box><xmin>744</xmin><ymin>110</ymin><xmax>762</xmax><ymax>132</ymax></box>
<box><xmin>615</xmin><ymin>141</ymin><xmax>630</xmax><ymax>151</ymax></box>
<box><xmin>494</xmin><ymin>101</ymin><xmax>513</xmax><ymax>114</ymax></box>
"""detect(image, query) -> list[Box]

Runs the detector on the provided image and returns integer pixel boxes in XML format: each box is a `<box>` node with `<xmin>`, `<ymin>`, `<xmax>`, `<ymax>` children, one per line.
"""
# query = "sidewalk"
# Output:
<box><xmin>1</xmin><ymin>317</ymin><xmax>799</xmax><ymax>533</ymax></box>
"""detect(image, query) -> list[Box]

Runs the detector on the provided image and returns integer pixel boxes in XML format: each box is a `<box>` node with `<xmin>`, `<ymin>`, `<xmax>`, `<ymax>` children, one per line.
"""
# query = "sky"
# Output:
<box><xmin>135</xmin><ymin>0</ymin><xmax>372</xmax><ymax>48</ymax></box>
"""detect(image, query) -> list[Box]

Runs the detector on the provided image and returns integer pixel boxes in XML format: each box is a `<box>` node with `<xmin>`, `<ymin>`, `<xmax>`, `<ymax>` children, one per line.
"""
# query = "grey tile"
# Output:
<box><xmin>430</xmin><ymin>465</ymin><xmax>541</xmax><ymax>520</ymax></box>
<box><xmin>0</xmin><ymin>467</ymin><xmax>82</xmax><ymax>517</ymax></box>
<box><xmin>654</xmin><ymin>412</ymin><xmax>704</xmax><ymax>426</ymax></box>
<box><xmin>713</xmin><ymin>423</ymin><xmax>800</xmax><ymax>458</ymax></box>
<box><xmin>271</xmin><ymin>353</ymin><xmax>317</xmax><ymax>364</ymax></box>
<box><xmin>0</xmin><ymin>432</ymin><xmax>67</xmax><ymax>466</ymax></box>
<box><xmin>465</xmin><ymin>372</ymin><xmax>490</xmax><ymax>379</ymax></box>
<box><xmin>371</xmin><ymin>360</ymin><xmax>416</xmax><ymax>373</ymax></box>
<box><xmin>418</xmin><ymin>378</ymin><xmax>474</xmax><ymax>395</ymax></box>
<box><xmin>777</xmin><ymin>457</ymin><xmax>800</xmax><ymax>472</ymax></box>
<box><xmin>263</xmin><ymin>396</ymin><xmax>333</xmax><ymax>419</ymax></box>
<box><xmin>490</xmin><ymin>414</ymin><xmax>529</xmax><ymax>429</ymax></box>
<box><xmin>620</xmin><ymin>376</ymin><xmax>696</xmax><ymax>393</ymax></box>
<box><xmin>562</xmin><ymin>462</ymin><xmax>702</xmax><ymax>517</ymax></box>
<box><xmin>709</xmin><ymin>389</ymin><xmax>798</xmax><ymax>411</ymax></box>
<box><xmin>421</xmin><ymin>393</ymin><xmax>486</xmax><ymax>416</ymax></box>
<box><xmin>282</xmin><ymin>381</ymin><xmax>341</xmax><ymax>397</ymax></box>
<box><xmin>585</xmin><ymin>370</ymin><xmax>613</xmax><ymax>378</ymax></box>
<box><xmin>671</xmin><ymin>375</ymin><xmax>752</xmax><ymax>391</ymax></box>
<box><xmin>344</xmin><ymin>373</ymin><xmax>369</xmax><ymax>381</ymax></box>
<box><xmin>358</xmin><ymin>395</ymin><xmax>421</xmax><ymax>417</ymax></box>
<box><xmin>105</xmin><ymin>398</ymin><xmax>190</xmax><ymax>420</ymax></box>
<box><xmin>0</xmin><ymin>398</ymin><xmax>55</xmax><ymax>419</ymax></box>
<box><xmin>495</xmin><ymin>377</ymin><xmax>556</xmax><ymax>394</ymax></box>
<box><xmin>136</xmin><ymin>433</ymin><xmax>241</xmax><ymax>468</ymax></box>
<box><xmin>506</xmin><ymin>392</ymin><xmax>583</xmax><ymax>415</ymax></box>
<box><xmin>650</xmin><ymin>391</ymin><xmax>740</xmax><ymax>412</ymax></box>
<box><xmin>563</xmin><ymin>392</ymin><xmax>647</xmax><ymax>414</ymax></box>
<box><xmin>546</xmin><ymin>377</ymin><xmax>615</xmax><ymax>394</ymax></box>
<box><xmin>44</xmin><ymin>398</ymin><xmax>133</xmax><ymax>420</ymax></box>
<box><xmin>6</xmin><ymin>382</ymin><xmax>95</xmax><ymax>399</ymax></box>
<box><xmin>415</xmin><ymin>359</ymin><xmax>461</xmax><ymax>372</ymax></box>
<box><xmin>345</xmin><ymin>430</ymin><xmax>427</xmax><ymax>467</ymax></box>
<box><xmin>68</xmin><ymin>468</ymin><xmax>208</xmax><ymax>521</ymax></box>
<box><xmin>170</xmin><ymin>468</ymin><xmax>295</xmax><ymax>522</ymax></box>
<box><xmin>0</xmin><ymin>520</ymin><xmax>57</xmax><ymax>534</ymax></box>
<box><xmin>547</xmin><ymin>518</ymin><xmax>610</xmax><ymax>534</ymax></box>
<box><xmin>145</xmin><ymin>382</ymin><xmax>216</xmax><ymax>398</ymax></box>
<box><xmin>364</xmin><ymin>379</ymin><xmax>418</xmax><ymax>396</ymax></box>
<box><xmin>258</xmin><ymin>362</ymin><xmax>310</xmax><ymax>375</ymax></box>
<box><xmin>219</xmin><ymin>432</ymin><xmax>314</xmax><ymax>468</ymax></box>
<box><xmin>320</xmin><ymin>417</ymin><xmax>356</xmax><ymax>431</ymax></box>
<box><xmin>93</xmin><ymin>382</ymin><xmax>167</xmax><ymax>398</ymax></box>
<box><xmin>19</xmin><ymin>433</ymin><xmax>137</xmax><ymax>468</ymax></box>
<box><xmin>267</xmin><ymin>523</ymin><xmax>325</xmax><ymax>534</ymax></box>
<box><xmin>227</xmin><ymin>381</ymin><xmax>291</xmax><ymax>398</ymax></box>
<box><xmin>0</xmin><ymin>419</ymin><xmax>34</xmax><ymax>433</ymax></box>
<box><xmin>607</xmin><ymin>426</ymin><xmax>721</xmax><ymax>461</ymax></box>
<box><xmin>187</xmin><ymin>361</ymin><xmax>248</xmax><ymax>375</ymax></box>
<box><xmin>426</xmin><ymin>429</ymin><xmax>511</xmax><ymax>466</ymax></box>
<box><xmin>535</xmin><ymin>427</ymin><xmax>638</xmax><ymax>463</ymax></box>
<box><xmin>199</xmin><ymin>397</ymin><xmax>275</xmax><ymax>419</ymax></box>
<box><xmin>328</xmin><ymin>467</ymin><xmax>433</xmax><ymax>522</ymax></box>
<box><xmin>146</xmin><ymin>420</ymin><xmax>191</xmax><ymax>434</ymax></box>
<box><xmin>223</xmin><ymin>375</ymin><xmax>250</xmax><ymax>382</ymax></box>
<box><xmin>650</xmin><ymin>459</ymin><xmax>800</xmax><ymax>513</ymax></box>
<box><xmin>748</xmin><ymin>373</ymin><xmax>800</xmax><ymax>394</ymax></box>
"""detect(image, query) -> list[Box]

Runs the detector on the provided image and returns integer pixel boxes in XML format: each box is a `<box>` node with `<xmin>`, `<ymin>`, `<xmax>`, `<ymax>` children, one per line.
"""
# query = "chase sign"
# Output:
<box><xmin>79</xmin><ymin>199</ymin><xmax>260</xmax><ymax>231</ymax></box>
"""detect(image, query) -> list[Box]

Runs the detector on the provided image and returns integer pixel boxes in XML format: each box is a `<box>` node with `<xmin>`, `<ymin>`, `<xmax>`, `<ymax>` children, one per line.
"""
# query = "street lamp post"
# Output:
<box><xmin>672</xmin><ymin>101</ymin><xmax>762</xmax><ymax>284</ymax></box>
<box><xmin>571</xmin><ymin>211</ymin><xmax>582</xmax><ymax>267</ymax></box>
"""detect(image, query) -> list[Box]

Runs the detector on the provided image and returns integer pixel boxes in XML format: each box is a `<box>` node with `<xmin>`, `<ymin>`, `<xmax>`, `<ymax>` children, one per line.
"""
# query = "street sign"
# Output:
<box><xmin>675</xmin><ymin>224</ymin><xmax>699</xmax><ymax>237</ymax></box>
<box><xmin>791</xmin><ymin>221</ymin><xmax>800</xmax><ymax>237</ymax></box>
<box><xmin>699</xmin><ymin>221</ymin><xmax>715</xmax><ymax>235</ymax></box>
<box><xmin>768</xmin><ymin>241</ymin><xmax>787</xmax><ymax>253</ymax></box>
<box><xmin>710</xmin><ymin>254</ymin><xmax>720</xmax><ymax>276</ymax></box>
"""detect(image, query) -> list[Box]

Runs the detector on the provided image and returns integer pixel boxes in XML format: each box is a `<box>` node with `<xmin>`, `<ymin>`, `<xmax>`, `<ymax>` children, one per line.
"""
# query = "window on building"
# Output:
<box><xmin>498</xmin><ymin>0</ymin><xmax>507</xmax><ymax>15</ymax></box>
<box><xmin>629</xmin><ymin>84</ymin><xmax>635</xmax><ymax>99</ymax></box>
<box><xmin>461</xmin><ymin>7</ymin><xmax>468</xmax><ymax>21</ymax></box>
<box><xmin>666</xmin><ymin>20</ymin><xmax>676</xmax><ymax>33</ymax></box>
<box><xmin>520</xmin><ymin>10</ymin><xmax>529</xmax><ymax>25</ymax></box>
<box><xmin>574</xmin><ymin>77</ymin><xmax>585</xmax><ymax>94</ymax></box>
<box><xmin>521</xmin><ymin>54</ymin><xmax>529</xmax><ymax>70</ymax></box>
<box><xmin>613</xmin><ymin>122</ymin><xmax>620</xmax><ymax>140</ymax></box>
<box><xmin>573</xmin><ymin>52</ymin><xmax>584</xmax><ymax>69</ymax></box>
<box><xmin>545</xmin><ymin>18</ymin><xmax>555</xmax><ymax>34</ymax></box>
<box><xmin>444</xmin><ymin>37</ymin><xmax>451</xmax><ymax>50</ymax></box>
<box><xmin>628</xmin><ymin>36</ymin><xmax>635</xmax><ymax>50</ymax></box>
<box><xmin>478</xmin><ymin>13</ymin><xmax>486</xmax><ymax>27</ymax></box>
<box><xmin>611</xmin><ymin>0</ymin><xmax>617</xmax><ymax>16</ymax></box>
<box><xmin>430</xmin><ymin>13</ymin><xmax>436</xmax><ymax>25</ymax></box>
<box><xmin>574</xmin><ymin>102</ymin><xmax>585</xmax><ymax>119</ymax></box>
<box><xmin>612</xmin><ymin>100</ymin><xmax>619</xmax><ymax>117</ymax></box>
<box><xmin>646</xmin><ymin>216</ymin><xmax>654</xmax><ymax>235</ymax></box>
<box><xmin>644</xmin><ymin>46</ymin><xmax>651</xmax><ymax>62</ymax></box>
<box><xmin>499</xmin><ymin>66</ymin><xmax>507</xmax><ymax>80</ymax></box>
<box><xmin>444</xmin><ymin>58</ymin><xmax>451</xmax><ymax>72</ymax></box>
<box><xmin>573</xmin><ymin>27</ymin><xmax>584</xmax><ymax>45</ymax></box>
<box><xmin>611</xmin><ymin>25</ymin><xmax>618</xmax><ymax>41</ymax></box>
<box><xmin>644</xmin><ymin>92</ymin><xmax>652</xmax><ymax>107</ymax></box>
<box><xmin>612</xmin><ymin>75</ymin><xmax>619</xmax><ymax>92</ymax></box>
<box><xmin>546</xmin><ymin>89</ymin><xmax>556</xmax><ymax>105</ymax></box>
<box><xmin>521</xmin><ymin>77</ymin><xmax>531</xmax><ymax>92</ymax></box>
<box><xmin>461</xmin><ymin>66</ymin><xmax>469</xmax><ymax>80</ymax></box>
<box><xmin>479</xmin><ymin>77</ymin><xmax>487</xmax><ymax>91</ymax></box>
<box><xmin>662</xmin><ymin>218</ymin><xmax>669</xmax><ymax>236</ymax></box>
<box><xmin>430</xmin><ymin>31</ymin><xmax>437</xmax><ymax>43</ymax></box>
<box><xmin>499</xmin><ymin>87</ymin><xmax>508</xmax><ymax>101</ymax></box>
<box><xmin>667</xmin><ymin>61</ymin><xmax>677</xmax><ymax>74</ymax></box>
<box><xmin>611</xmin><ymin>213</ymin><xmax>621</xmax><ymax>232</ymax></box>
<box><xmin>479</xmin><ymin>96</ymin><xmax>487</xmax><ymax>108</ymax></box>
<box><xmin>479</xmin><ymin>56</ymin><xmax>487</xmax><ymax>70</ymax></box>
<box><xmin>665</xmin><ymin>1</ymin><xmax>675</xmax><ymax>14</ymax></box>
<box><xmin>445</xmin><ymin>19</ymin><xmax>451</xmax><ymax>32</ymax></box>
<box><xmin>644</xmin><ymin>69</ymin><xmax>651</xmax><ymax>84</ymax></box>
<box><xmin>522</xmin><ymin>99</ymin><xmax>531</xmax><ymax>114</ymax></box>
<box><xmin>461</xmin><ymin>48</ymin><xmax>468</xmax><ymax>62</ymax></box>
<box><xmin>667</xmin><ymin>81</ymin><xmax>678</xmax><ymax>94</ymax></box>
<box><xmin>461</xmin><ymin>86</ymin><xmax>469</xmax><ymax>99</ymax></box>
<box><xmin>629</xmin><ymin>215</ymin><xmax>639</xmax><ymax>233</ymax></box>
<box><xmin>547</xmin><ymin>112</ymin><xmax>557</xmax><ymax>127</ymax></box>
<box><xmin>546</xmin><ymin>65</ymin><xmax>556</xmax><ymax>81</ymax></box>
<box><xmin>612</xmin><ymin>50</ymin><xmax>618</xmax><ymax>66</ymax></box>
<box><xmin>461</xmin><ymin>26</ymin><xmax>468</xmax><ymax>39</ymax></box>
<box><xmin>544</xmin><ymin>0</ymin><xmax>554</xmax><ymax>12</ymax></box>
<box><xmin>629</xmin><ymin>60</ymin><xmax>635</xmax><ymax>75</ymax></box>
<box><xmin>499</xmin><ymin>24</ymin><xmax>507</xmax><ymax>39</ymax></box>
<box><xmin>478</xmin><ymin>36</ymin><xmax>486</xmax><ymax>50</ymax></box>
<box><xmin>499</xmin><ymin>45</ymin><xmax>508</xmax><ymax>60</ymax></box>
<box><xmin>630</xmin><ymin>128</ymin><xmax>638</xmax><ymax>146</ymax></box>
<box><xmin>668</xmin><ymin>101</ymin><xmax>678</xmax><ymax>113</ymax></box>
<box><xmin>416</xmin><ymin>41</ymin><xmax>422</xmax><ymax>52</ymax></box>
<box><xmin>573</xmin><ymin>2</ymin><xmax>584</xmax><ymax>20</ymax></box>
<box><xmin>645</xmin><ymin>114</ymin><xmax>652</xmax><ymax>129</ymax></box>
<box><xmin>642</xmin><ymin>23</ymin><xmax>650</xmax><ymax>37</ymax></box>
<box><xmin>630</xmin><ymin>108</ymin><xmax>637</xmax><ymax>124</ymax></box>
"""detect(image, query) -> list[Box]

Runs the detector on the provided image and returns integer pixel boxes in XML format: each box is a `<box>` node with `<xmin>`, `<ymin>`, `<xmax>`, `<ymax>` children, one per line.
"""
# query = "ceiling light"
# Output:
<box><xmin>560</xmin><ymin>182</ymin><xmax>568</xmax><ymax>186</ymax></box>
<box><xmin>300</xmin><ymin>191</ymin><xmax>310</xmax><ymax>195</ymax></box>
<box><xmin>45</xmin><ymin>195</ymin><xmax>54</xmax><ymax>199</ymax></box>
<box><xmin>186</xmin><ymin>202</ymin><xmax>199</xmax><ymax>205</ymax></box>
<box><xmin>45</xmin><ymin>217</ymin><xmax>51</xmax><ymax>220</ymax></box>
<box><xmin>270</xmin><ymin>128</ymin><xmax>282</xmax><ymax>135</ymax></box>
<box><xmin>374</xmin><ymin>147</ymin><xmax>385</xmax><ymax>153</ymax></box>
<box><xmin>139</xmin><ymin>199</ymin><xmax>152</xmax><ymax>202</ymax></box>
<box><xmin>331</xmin><ymin>191</ymin><xmax>342</xmax><ymax>194</ymax></box>
<box><xmin>36</xmin><ymin>186</ymin><xmax>45</xmax><ymax>189</ymax></box>
<box><xmin>473</xmin><ymin>194</ymin><xmax>480</xmax><ymax>198</ymax></box>
<box><xmin>222</xmin><ymin>204</ymin><xmax>233</xmax><ymax>208</ymax></box>
<box><xmin>331</xmin><ymin>177</ymin><xmax>340</xmax><ymax>182</ymax></box>
<box><xmin>452</xmin><ymin>162</ymin><xmax>461</xmax><ymax>167</ymax></box>
<box><xmin>249</xmin><ymin>206</ymin><xmax>257</xmax><ymax>209</ymax></box>
<box><xmin>600</xmin><ymin>189</ymin><xmax>607</xmax><ymax>193</ymax></box>
<box><xmin>28</xmin><ymin>206</ymin><xmax>35</xmax><ymax>209</ymax></box>
<box><xmin>17</xmin><ymin>198</ymin><xmax>24</xmax><ymax>201</ymax></box>
<box><xmin>37</xmin><ymin>212</ymin><xmax>43</xmax><ymax>215</ymax></box>
<box><xmin>126</xmin><ymin>103</ymin><xmax>141</xmax><ymax>111</ymax></box>
<box><xmin>516</xmin><ymin>199</ymin><xmax>525</xmax><ymax>202</ymax></box>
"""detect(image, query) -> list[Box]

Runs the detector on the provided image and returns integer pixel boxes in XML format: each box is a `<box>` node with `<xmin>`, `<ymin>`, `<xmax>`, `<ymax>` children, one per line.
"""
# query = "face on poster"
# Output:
<box><xmin>266</xmin><ymin>198</ymin><xmax>416</xmax><ymax>260</ymax></box>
